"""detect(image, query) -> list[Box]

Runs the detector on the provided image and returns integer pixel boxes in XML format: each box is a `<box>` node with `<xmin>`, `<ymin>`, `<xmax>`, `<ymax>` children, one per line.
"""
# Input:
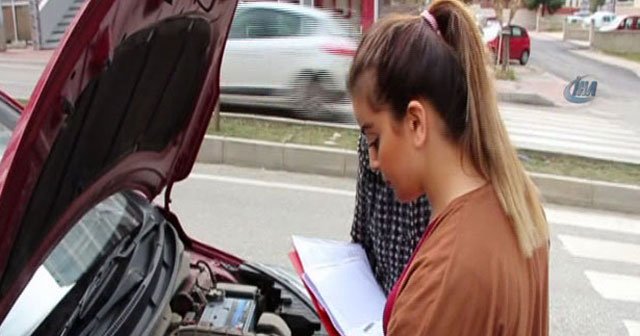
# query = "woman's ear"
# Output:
<box><xmin>405</xmin><ymin>100</ymin><xmax>428</xmax><ymax>147</ymax></box>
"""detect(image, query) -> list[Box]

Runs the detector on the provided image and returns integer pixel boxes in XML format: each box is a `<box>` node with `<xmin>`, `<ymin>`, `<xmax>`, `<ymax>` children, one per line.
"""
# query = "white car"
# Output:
<box><xmin>582</xmin><ymin>11</ymin><xmax>616</xmax><ymax>29</ymax></box>
<box><xmin>566</xmin><ymin>10</ymin><xmax>590</xmax><ymax>24</ymax></box>
<box><xmin>220</xmin><ymin>2</ymin><xmax>358</xmax><ymax>116</ymax></box>
<box><xmin>599</xmin><ymin>14</ymin><xmax>640</xmax><ymax>31</ymax></box>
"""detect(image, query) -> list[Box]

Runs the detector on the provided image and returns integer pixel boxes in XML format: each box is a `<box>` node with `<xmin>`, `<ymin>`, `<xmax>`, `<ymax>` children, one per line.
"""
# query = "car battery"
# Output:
<box><xmin>197</xmin><ymin>283</ymin><xmax>260</xmax><ymax>333</ymax></box>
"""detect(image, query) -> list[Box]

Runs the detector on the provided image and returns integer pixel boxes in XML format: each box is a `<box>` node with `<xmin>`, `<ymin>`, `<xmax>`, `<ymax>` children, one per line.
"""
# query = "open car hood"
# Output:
<box><xmin>0</xmin><ymin>0</ymin><xmax>237</xmax><ymax>317</ymax></box>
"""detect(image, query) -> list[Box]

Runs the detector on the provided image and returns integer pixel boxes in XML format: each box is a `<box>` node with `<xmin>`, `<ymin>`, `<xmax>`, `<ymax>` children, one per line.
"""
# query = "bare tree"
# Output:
<box><xmin>507</xmin><ymin>0</ymin><xmax>522</xmax><ymax>24</ymax></box>
<box><xmin>493</xmin><ymin>0</ymin><xmax>522</xmax><ymax>26</ymax></box>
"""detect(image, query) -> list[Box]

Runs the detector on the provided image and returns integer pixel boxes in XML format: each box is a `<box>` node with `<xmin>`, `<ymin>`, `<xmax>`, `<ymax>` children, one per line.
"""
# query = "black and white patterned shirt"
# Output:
<box><xmin>351</xmin><ymin>135</ymin><xmax>432</xmax><ymax>295</ymax></box>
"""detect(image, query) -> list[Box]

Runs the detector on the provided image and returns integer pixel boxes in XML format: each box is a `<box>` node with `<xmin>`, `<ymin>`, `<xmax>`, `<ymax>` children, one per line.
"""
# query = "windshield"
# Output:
<box><xmin>0</xmin><ymin>192</ymin><xmax>143</xmax><ymax>335</ymax></box>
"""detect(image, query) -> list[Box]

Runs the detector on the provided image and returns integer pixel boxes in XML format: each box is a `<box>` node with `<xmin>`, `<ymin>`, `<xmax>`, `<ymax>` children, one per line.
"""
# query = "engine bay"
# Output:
<box><xmin>23</xmin><ymin>191</ymin><xmax>324</xmax><ymax>336</ymax></box>
<box><xmin>166</xmin><ymin>257</ymin><xmax>302</xmax><ymax>336</ymax></box>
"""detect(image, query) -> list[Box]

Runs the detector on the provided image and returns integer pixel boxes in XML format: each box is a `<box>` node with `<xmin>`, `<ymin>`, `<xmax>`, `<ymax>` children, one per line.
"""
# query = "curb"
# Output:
<box><xmin>197</xmin><ymin>135</ymin><xmax>640</xmax><ymax>215</ymax></box>
<box><xmin>497</xmin><ymin>92</ymin><xmax>556</xmax><ymax>107</ymax></box>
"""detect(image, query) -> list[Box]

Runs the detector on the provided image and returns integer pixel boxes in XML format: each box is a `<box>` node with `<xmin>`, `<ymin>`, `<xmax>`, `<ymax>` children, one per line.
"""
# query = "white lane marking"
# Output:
<box><xmin>547</xmin><ymin>207</ymin><xmax>640</xmax><ymax>236</ymax></box>
<box><xmin>558</xmin><ymin>235</ymin><xmax>640</xmax><ymax>265</ymax></box>
<box><xmin>584</xmin><ymin>271</ymin><xmax>640</xmax><ymax>303</ymax></box>
<box><xmin>189</xmin><ymin>173</ymin><xmax>356</xmax><ymax>197</ymax></box>
<box><xmin>624</xmin><ymin>320</ymin><xmax>640</xmax><ymax>336</ymax></box>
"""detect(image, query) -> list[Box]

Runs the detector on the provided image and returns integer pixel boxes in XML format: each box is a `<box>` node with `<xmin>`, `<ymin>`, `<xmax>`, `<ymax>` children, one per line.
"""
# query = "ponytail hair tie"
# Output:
<box><xmin>420</xmin><ymin>10</ymin><xmax>440</xmax><ymax>35</ymax></box>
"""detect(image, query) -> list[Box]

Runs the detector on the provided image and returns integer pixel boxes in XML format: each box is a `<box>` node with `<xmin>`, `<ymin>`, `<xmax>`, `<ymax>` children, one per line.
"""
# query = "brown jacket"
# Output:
<box><xmin>387</xmin><ymin>184</ymin><xmax>549</xmax><ymax>336</ymax></box>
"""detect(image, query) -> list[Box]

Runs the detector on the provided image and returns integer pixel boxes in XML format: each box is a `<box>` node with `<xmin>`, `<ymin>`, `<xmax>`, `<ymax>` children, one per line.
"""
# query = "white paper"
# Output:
<box><xmin>292</xmin><ymin>236</ymin><xmax>386</xmax><ymax>336</ymax></box>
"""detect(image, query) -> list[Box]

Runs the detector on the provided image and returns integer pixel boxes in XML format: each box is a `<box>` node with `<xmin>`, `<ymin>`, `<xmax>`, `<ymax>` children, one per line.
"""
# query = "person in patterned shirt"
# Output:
<box><xmin>351</xmin><ymin>134</ymin><xmax>432</xmax><ymax>294</ymax></box>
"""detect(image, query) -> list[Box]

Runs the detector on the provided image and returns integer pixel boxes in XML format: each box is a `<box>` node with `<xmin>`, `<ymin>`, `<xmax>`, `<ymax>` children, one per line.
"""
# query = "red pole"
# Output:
<box><xmin>361</xmin><ymin>0</ymin><xmax>373</xmax><ymax>31</ymax></box>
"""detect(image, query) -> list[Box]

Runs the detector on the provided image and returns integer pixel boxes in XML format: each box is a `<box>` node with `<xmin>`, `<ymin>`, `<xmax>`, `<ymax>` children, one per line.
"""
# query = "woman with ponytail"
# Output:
<box><xmin>348</xmin><ymin>0</ymin><xmax>549</xmax><ymax>334</ymax></box>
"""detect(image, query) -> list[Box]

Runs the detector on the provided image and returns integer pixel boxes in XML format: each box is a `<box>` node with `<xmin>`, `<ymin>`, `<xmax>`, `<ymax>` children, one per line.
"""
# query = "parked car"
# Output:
<box><xmin>582</xmin><ymin>11</ymin><xmax>616</xmax><ymax>29</ymax></box>
<box><xmin>220</xmin><ymin>2</ymin><xmax>358</xmax><ymax>116</ymax></box>
<box><xmin>0</xmin><ymin>0</ymin><xmax>326</xmax><ymax>335</ymax></box>
<box><xmin>566</xmin><ymin>10</ymin><xmax>591</xmax><ymax>24</ymax></box>
<box><xmin>486</xmin><ymin>24</ymin><xmax>531</xmax><ymax>65</ymax></box>
<box><xmin>600</xmin><ymin>15</ymin><xmax>640</xmax><ymax>31</ymax></box>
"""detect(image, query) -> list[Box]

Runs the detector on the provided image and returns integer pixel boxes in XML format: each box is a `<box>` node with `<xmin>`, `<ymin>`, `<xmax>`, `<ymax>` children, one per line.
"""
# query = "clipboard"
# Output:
<box><xmin>288</xmin><ymin>250</ymin><xmax>341</xmax><ymax>336</ymax></box>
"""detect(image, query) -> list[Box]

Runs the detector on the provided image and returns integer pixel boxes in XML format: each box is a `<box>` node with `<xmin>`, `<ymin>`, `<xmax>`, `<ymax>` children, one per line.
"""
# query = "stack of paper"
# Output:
<box><xmin>290</xmin><ymin>236</ymin><xmax>386</xmax><ymax>336</ymax></box>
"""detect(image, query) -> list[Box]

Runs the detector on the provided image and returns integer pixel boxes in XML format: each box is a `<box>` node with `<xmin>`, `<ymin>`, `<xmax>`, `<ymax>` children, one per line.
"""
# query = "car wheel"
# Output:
<box><xmin>520</xmin><ymin>50</ymin><xmax>530</xmax><ymax>66</ymax></box>
<box><xmin>291</xmin><ymin>74</ymin><xmax>333</xmax><ymax>117</ymax></box>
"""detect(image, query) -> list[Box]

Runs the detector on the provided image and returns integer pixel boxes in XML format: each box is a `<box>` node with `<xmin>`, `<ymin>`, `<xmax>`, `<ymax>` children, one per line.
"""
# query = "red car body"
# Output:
<box><xmin>0</xmin><ymin>0</ymin><xmax>323</xmax><ymax>334</ymax></box>
<box><xmin>487</xmin><ymin>25</ymin><xmax>531</xmax><ymax>65</ymax></box>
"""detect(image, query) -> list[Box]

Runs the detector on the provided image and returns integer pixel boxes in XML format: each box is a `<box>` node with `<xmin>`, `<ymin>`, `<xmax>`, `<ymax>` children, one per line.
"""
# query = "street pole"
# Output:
<box><xmin>211</xmin><ymin>100</ymin><xmax>221</xmax><ymax>132</ymax></box>
<box><xmin>0</xmin><ymin>7</ymin><xmax>6</xmax><ymax>51</ymax></box>
<box><xmin>11</xmin><ymin>0</ymin><xmax>19</xmax><ymax>43</ymax></box>
<box><xmin>29</xmin><ymin>0</ymin><xmax>41</xmax><ymax>50</ymax></box>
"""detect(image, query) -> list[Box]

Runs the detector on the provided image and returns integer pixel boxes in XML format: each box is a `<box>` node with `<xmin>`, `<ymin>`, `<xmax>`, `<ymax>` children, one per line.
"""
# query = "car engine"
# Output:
<box><xmin>166</xmin><ymin>263</ymin><xmax>293</xmax><ymax>336</ymax></box>
<box><xmin>32</xmin><ymin>197</ymin><xmax>322</xmax><ymax>336</ymax></box>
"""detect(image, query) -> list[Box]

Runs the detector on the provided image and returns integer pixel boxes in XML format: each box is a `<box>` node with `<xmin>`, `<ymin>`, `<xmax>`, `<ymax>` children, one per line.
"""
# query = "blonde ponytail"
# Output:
<box><xmin>348</xmin><ymin>0</ymin><xmax>549</xmax><ymax>256</ymax></box>
<box><xmin>430</xmin><ymin>0</ymin><xmax>549</xmax><ymax>256</ymax></box>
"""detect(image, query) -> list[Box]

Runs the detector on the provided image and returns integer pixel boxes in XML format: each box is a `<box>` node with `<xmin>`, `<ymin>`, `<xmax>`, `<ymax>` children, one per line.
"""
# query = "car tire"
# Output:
<box><xmin>520</xmin><ymin>50</ymin><xmax>530</xmax><ymax>66</ymax></box>
<box><xmin>290</xmin><ymin>74</ymin><xmax>334</xmax><ymax>118</ymax></box>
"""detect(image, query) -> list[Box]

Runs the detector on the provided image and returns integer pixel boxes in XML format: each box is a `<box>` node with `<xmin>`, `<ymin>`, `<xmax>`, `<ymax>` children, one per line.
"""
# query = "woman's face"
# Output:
<box><xmin>352</xmin><ymin>94</ymin><xmax>425</xmax><ymax>203</ymax></box>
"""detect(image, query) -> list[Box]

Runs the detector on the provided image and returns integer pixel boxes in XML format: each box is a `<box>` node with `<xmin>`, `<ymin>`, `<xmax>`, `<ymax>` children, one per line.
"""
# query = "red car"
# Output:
<box><xmin>0</xmin><ymin>0</ymin><xmax>325</xmax><ymax>335</ymax></box>
<box><xmin>486</xmin><ymin>24</ymin><xmax>531</xmax><ymax>66</ymax></box>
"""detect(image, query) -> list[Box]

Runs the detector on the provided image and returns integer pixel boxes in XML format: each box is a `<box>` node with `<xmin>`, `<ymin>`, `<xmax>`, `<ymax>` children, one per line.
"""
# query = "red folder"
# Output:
<box><xmin>288</xmin><ymin>250</ymin><xmax>340</xmax><ymax>336</ymax></box>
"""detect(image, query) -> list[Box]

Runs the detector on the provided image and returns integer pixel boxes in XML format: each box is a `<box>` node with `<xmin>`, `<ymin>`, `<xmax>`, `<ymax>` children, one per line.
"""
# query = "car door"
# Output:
<box><xmin>221</xmin><ymin>8</ymin><xmax>271</xmax><ymax>95</ymax></box>
<box><xmin>254</xmin><ymin>9</ymin><xmax>322</xmax><ymax>94</ymax></box>
<box><xmin>510</xmin><ymin>26</ymin><xmax>525</xmax><ymax>59</ymax></box>
<box><xmin>220</xmin><ymin>7</ymin><xmax>315</xmax><ymax>95</ymax></box>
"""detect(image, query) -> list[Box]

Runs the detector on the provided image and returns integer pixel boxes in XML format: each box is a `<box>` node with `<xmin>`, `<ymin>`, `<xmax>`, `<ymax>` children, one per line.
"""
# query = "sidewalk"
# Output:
<box><xmin>0</xmin><ymin>48</ymin><xmax>54</xmax><ymax>65</ymax></box>
<box><xmin>495</xmin><ymin>64</ymin><xmax>572</xmax><ymax>108</ymax></box>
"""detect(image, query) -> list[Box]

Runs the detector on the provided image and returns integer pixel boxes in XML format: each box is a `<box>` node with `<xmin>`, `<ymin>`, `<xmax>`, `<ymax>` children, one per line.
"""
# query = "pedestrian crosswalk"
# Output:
<box><xmin>547</xmin><ymin>205</ymin><xmax>640</xmax><ymax>335</ymax></box>
<box><xmin>585</xmin><ymin>271</ymin><xmax>640</xmax><ymax>304</ymax></box>
<box><xmin>557</xmin><ymin>235</ymin><xmax>640</xmax><ymax>266</ymax></box>
<box><xmin>500</xmin><ymin>104</ymin><xmax>640</xmax><ymax>165</ymax></box>
<box><xmin>626</xmin><ymin>321</ymin><xmax>640</xmax><ymax>336</ymax></box>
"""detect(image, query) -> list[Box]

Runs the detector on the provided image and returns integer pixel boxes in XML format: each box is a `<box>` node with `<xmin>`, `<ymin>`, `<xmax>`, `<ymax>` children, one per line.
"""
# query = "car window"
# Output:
<box><xmin>229</xmin><ymin>8</ymin><xmax>303</xmax><ymax>39</ymax></box>
<box><xmin>326</xmin><ymin>17</ymin><xmax>358</xmax><ymax>38</ymax></box>
<box><xmin>0</xmin><ymin>192</ymin><xmax>143</xmax><ymax>336</ymax></box>
<box><xmin>625</xmin><ymin>18</ymin><xmax>633</xmax><ymax>29</ymax></box>
<box><xmin>636</xmin><ymin>18</ymin><xmax>640</xmax><ymax>29</ymax></box>
<box><xmin>512</xmin><ymin>26</ymin><xmax>523</xmax><ymax>37</ymax></box>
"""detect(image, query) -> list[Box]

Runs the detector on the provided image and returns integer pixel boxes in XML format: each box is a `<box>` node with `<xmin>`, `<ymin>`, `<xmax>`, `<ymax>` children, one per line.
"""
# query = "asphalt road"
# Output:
<box><xmin>172</xmin><ymin>164</ymin><xmax>640</xmax><ymax>336</ymax></box>
<box><xmin>529</xmin><ymin>36</ymin><xmax>640</xmax><ymax>130</ymax></box>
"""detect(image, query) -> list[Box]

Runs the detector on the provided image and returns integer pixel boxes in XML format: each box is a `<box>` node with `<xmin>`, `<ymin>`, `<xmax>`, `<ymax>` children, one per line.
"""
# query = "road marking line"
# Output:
<box><xmin>504</xmin><ymin>123</ymin><xmax>640</xmax><ymax>144</ymax></box>
<box><xmin>584</xmin><ymin>271</ymin><xmax>640</xmax><ymax>303</ymax></box>
<box><xmin>546</xmin><ymin>207</ymin><xmax>640</xmax><ymax>236</ymax></box>
<box><xmin>189</xmin><ymin>173</ymin><xmax>356</xmax><ymax>197</ymax></box>
<box><xmin>558</xmin><ymin>235</ymin><xmax>640</xmax><ymax>265</ymax></box>
<box><xmin>624</xmin><ymin>320</ymin><xmax>640</xmax><ymax>336</ymax></box>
